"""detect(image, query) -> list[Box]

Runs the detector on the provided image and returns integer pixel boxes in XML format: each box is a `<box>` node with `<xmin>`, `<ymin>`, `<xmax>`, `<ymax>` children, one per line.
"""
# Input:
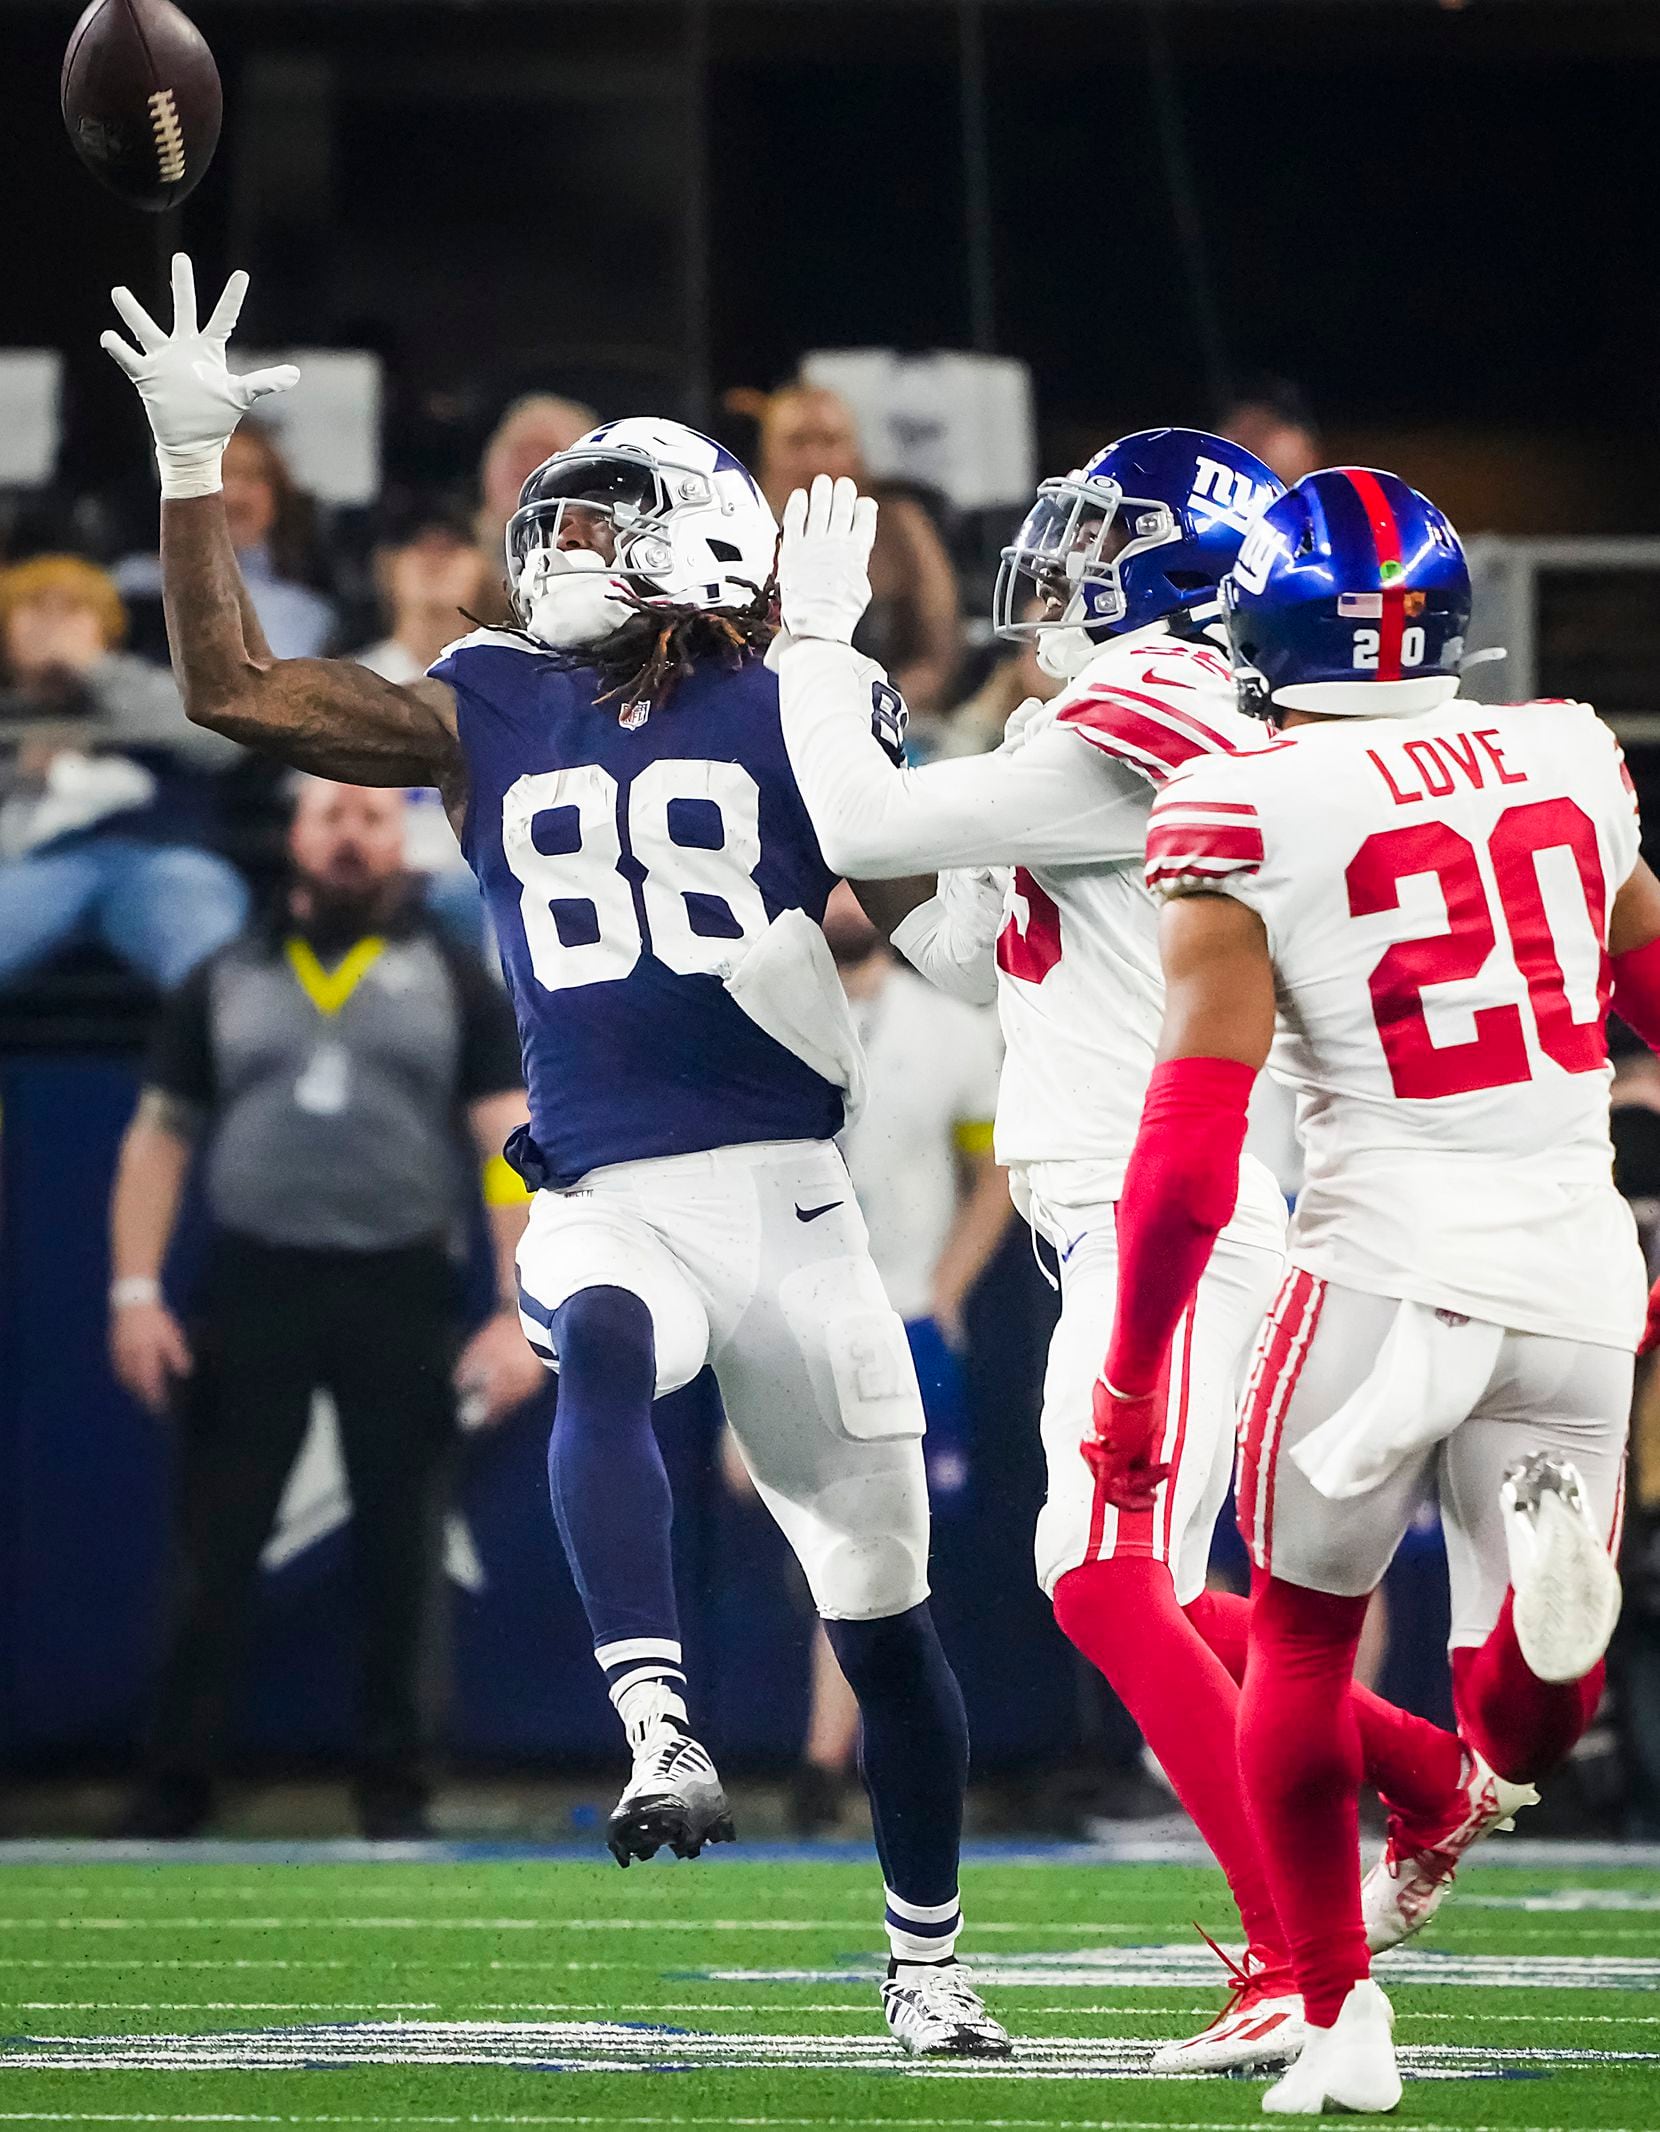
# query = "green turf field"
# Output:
<box><xmin>1</xmin><ymin>1852</ymin><xmax>1659</xmax><ymax>2127</ymax></box>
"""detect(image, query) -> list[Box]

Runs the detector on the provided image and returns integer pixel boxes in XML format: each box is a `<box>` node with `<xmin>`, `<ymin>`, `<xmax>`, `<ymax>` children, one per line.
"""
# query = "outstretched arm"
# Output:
<box><xmin>161</xmin><ymin>491</ymin><xmax>462</xmax><ymax>794</ymax></box>
<box><xmin>106</xmin><ymin>254</ymin><xmax>463</xmax><ymax>801</ymax></box>
<box><xmin>774</xmin><ymin>476</ymin><xmax>1150</xmax><ymax>877</ymax></box>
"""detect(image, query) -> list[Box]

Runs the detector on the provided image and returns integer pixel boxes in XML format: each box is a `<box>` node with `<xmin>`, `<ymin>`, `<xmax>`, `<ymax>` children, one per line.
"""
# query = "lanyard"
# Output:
<box><xmin>283</xmin><ymin>935</ymin><xmax>386</xmax><ymax>1019</ymax></box>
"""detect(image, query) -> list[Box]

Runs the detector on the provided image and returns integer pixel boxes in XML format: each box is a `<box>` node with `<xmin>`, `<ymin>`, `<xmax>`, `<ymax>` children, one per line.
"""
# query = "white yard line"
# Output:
<box><xmin>11</xmin><ymin>1995</ymin><xmax>441</xmax><ymax>2012</ymax></box>
<box><xmin>10</xmin><ymin>2000</ymin><xmax>1660</xmax><ymax>2024</ymax></box>
<box><xmin>2</xmin><ymin>1915</ymin><xmax>1657</xmax><ymax>1941</ymax></box>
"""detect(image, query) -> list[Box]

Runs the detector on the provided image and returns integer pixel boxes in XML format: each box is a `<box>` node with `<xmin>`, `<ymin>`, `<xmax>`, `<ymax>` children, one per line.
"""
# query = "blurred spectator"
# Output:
<box><xmin>1215</xmin><ymin>376</ymin><xmax>1323</xmax><ymax>488</ymax></box>
<box><xmin>755</xmin><ymin>383</ymin><xmax>962</xmax><ymax>712</ymax></box>
<box><xmin>351</xmin><ymin>511</ymin><xmax>493</xmax><ymax>953</ymax></box>
<box><xmin>930</xmin><ymin>596</ymin><xmax>1063</xmax><ymax>761</ymax></box>
<box><xmin>725</xmin><ymin>883</ymin><xmax>1010</xmax><ymax>1835</ymax></box>
<box><xmin>0</xmin><ymin>555</ymin><xmax>247</xmax><ymax>992</ymax></box>
<box><xmin>108</xmin><ymin>779</ymin><xmax>543</xmax><ymax>1840</ymax></box>
<box><xmin>475</xmin><ymin>392</ymin><xmax>600</xmax><ymax>566</ymax></box>
<box><xmin>220</xmin><ymin>427</ymin><xmax>339</xmax><ymax>657</ymax></box>
<box><xmin>114</xmin><ymin>426</ymin><xmax>338</xmax><ymax>659</ymax></box>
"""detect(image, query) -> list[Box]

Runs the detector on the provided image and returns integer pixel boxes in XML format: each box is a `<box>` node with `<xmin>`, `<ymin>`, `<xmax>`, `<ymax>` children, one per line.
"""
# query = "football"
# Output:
<box><xmin>61</xmin><ymin>0</ymin><xmax>221</xmax><ymax>212</ymax></box>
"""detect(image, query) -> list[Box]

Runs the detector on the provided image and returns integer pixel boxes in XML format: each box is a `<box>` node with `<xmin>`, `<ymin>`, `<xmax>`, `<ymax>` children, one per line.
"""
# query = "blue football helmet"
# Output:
<box><xmin>1221</xmin><ymin>467</ymin><xmax>1471</xmax><ymax>721</ymax></box>
<box><xmin>992</xmin><ymin>426</ymin><xmax>1284</xmax><ymax>679</ymax></box>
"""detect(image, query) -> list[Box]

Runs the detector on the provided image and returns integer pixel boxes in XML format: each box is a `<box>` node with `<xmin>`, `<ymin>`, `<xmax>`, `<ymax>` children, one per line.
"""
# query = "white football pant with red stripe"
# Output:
<box><xmin>1238</xmin><ymin>1270</ymin><xmax>1629</xmax><ymax>1645</ymax></box>
<box><xmin>1025</xmin><ymin>1162</ymin><xmax>1286</xmax><ymax>1602</ymax></box>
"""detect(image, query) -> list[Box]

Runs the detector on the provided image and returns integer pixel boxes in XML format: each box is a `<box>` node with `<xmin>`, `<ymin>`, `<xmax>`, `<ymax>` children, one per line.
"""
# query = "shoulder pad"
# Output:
<box><xmin>1144</xmin><ymin>755</ymin><xmax>1266</xmax><ymax>896</ymax></box>
<box><xmin>1040</xmin><ymin>634</ymin><xmax>1248</xmax><ymax>783</ymax></box>
<box><xmin>430</xmin><ymin>626</ymin><xmax>545</xmax><ymax>677</ymax></box>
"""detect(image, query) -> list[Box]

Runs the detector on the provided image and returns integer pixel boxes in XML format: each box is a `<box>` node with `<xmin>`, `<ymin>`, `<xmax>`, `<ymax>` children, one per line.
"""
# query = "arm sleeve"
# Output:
<box><xmin>142</xmin><ymin>960</ymin><xmax>218</xmax><ymax>1111</ymax></box>
<box><xmin>1612</xmin><ymin>935</ymin><xmax>1660</xmax><ymax>1055</ymax></box>
<box><xmin>889</xmin><ymin>867</ymin><xmax>1003</xmax><ymax>1006</ymax></box>
<box><xmin>444</xmin><ymin>942</ymin><xmax>528</xmax><ymax>1101</ymax></box>
<box><xmin>1103</xmin><ymin>1056</ymin><xmax>1255</xmax><ymax>1397</ymax></box>
<box><xmin>774</xmin><ymin>637</ymin><xmax>1154</xmax><ymax>878</ymax></box>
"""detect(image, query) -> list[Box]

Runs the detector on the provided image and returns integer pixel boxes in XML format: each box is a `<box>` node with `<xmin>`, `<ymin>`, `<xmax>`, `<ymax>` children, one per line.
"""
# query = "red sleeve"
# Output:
<box><xmin>1056</xmin><ymin>686</ymin><xmax>1239</xmax><ymax>788</ymax></box>
<box><xmin>1102</xmin><ymin>1056</ymin><xmax>1255</xmax><ymax>1397</ymax></box>
<box><xmin>1612</xmin><ymin>934</ymin><xmax>1660</xmax><ymax>1055</ymax></box>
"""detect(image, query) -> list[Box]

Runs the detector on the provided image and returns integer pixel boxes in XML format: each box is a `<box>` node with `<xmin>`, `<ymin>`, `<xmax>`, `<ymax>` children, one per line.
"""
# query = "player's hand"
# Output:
<box><xmin>101</xmin><ymin>253</ymin><xmax>300</xmax><ymax>500</ymax></box>
<box><xmin>778</xmin><ymin>473</ymin><xmax>879</xmax><ymax>645</ymax></box>
<box><xmin>1081</xmin><ymin>1374</ymin><xmax>1170</xmax><ymax>1512</ymax></box>
<box><xmin>454</xmin><ymin>1307</ymin><xmax>546</xmax><ymax>1427</ymax></box>
<box><xmin>110</xmin><ymin>1299</ymin><xmax>193</xmax><ymax>1417</ymax></box>
<box><xmin>999</xmin><ymin>695</ymin><xmax>1049</xmax><ymax>756</ymax></box>
<box><xmin>941</xmin><ymin>864</ymin><xmax>1007</xmax><ymax>942</ymax></box>
<box><xmin>1639</xmin><ymin>1274</ymin><xmax>1660</xmax><ymax>1359</ymax></box>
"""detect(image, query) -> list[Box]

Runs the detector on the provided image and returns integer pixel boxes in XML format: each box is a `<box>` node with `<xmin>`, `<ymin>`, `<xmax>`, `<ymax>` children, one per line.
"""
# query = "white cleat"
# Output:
<box><xmin>1262</xmin><ymin>1979</ymin><xmax>1400</xmax><ymax>2116</ymax></box>
<box><xmin>882</xmin><ymin>1959</ymin><xmax>1012</xmax><ymax>2057</ymax></box>
<box><xmin>606</xmin><ymin>1685</ymin><xmax>734</xmax><ymax>1868</ymax></box>
<box><xmin>1150</xmin><ymin>1950</ymin><xmax>1304</xmax><ymax>2074</ymax></box>
<box><xmin>1503</xmin><ymin>1453</ymin><xmax>1622</xmax><ymax>1684</ymax></box>
<box><xmin>1362</xmin><ymin>1747</ymin><xmax>1539</xmax><ymax>1953</ymax></box>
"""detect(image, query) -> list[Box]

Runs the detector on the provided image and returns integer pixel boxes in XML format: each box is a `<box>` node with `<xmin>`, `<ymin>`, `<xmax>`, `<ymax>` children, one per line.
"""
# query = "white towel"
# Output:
<box><xmin>718</xmin><ymin>908</ymin><xmax>869</xmax><ymax>1123</ymax></box>
<box><xmin>1291</xmin><ymin>1297</ymin><xmax>1505</xmax><ymax>1501</ymax></box>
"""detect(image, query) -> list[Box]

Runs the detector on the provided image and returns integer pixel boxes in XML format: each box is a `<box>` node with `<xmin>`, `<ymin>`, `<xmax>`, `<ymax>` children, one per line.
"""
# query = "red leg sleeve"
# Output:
<box><xmin>1103</xmin><ymin>1056</ymin><xmax>1254</xmax><ymax>1396</ymax></box>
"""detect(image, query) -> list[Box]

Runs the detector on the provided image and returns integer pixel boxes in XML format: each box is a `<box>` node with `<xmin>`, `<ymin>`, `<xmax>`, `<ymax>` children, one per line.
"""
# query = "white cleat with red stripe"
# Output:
<box><xmin>1150</xmin><ymin>1949</ymin><xmax>1304</xmax><ymax>2074</ymax></box>
<box><xmin>1362</xmin><ymin>1747</ymin><xmax>1538</xmax><ymax>1954</ymax></box>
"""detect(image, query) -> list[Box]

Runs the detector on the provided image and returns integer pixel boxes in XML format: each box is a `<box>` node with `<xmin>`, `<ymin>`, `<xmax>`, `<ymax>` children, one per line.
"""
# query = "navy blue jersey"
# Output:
<box><xmin>435</xmin><ymin>630</ymin><xmax>843</xmax><ymax>1186</ymax></box>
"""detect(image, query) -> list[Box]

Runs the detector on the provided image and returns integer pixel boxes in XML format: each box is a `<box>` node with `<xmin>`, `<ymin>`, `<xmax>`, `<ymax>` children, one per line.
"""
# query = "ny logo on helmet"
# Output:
<box><xmin>1232</xmin><ymin>516</ymin><xmax>1286</xmax><ymax>597</ymax></box>
<box><xmin>1189</xmin><ymin>455</ymin><xmax>1277</xmax><ymax>534</ymax></box>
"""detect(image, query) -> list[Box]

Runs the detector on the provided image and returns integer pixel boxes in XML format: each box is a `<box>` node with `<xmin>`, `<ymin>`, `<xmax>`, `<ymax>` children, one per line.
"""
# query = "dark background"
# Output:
<box><xmin>9</xmin><ymin>0</ymin><xmax>1660</xmax><ymax>535</ymax></box>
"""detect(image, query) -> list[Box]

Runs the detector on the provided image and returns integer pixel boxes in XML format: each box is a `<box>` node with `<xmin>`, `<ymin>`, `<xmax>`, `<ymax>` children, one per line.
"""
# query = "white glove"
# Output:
<box><xmin>778</xmin><ymin>472</ymin><xmax>879</xmax><ymax>645</ymax></box>
<box><xmin>943</xmin><ymin>862</ymin><xmax>1010</xmax><ymax>939</ymax></box>
<box><xmin>999</xmin><ymin>693</ymin><xmax>1049</xmax><ymax>757</ymax></box>
<box><xmin>101</xmin><ymin>253</ymin><xmax>300</xmax><ymax>501</ymax></box>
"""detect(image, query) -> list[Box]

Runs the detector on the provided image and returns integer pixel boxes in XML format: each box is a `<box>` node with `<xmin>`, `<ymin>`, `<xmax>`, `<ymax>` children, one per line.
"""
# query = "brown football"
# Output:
<box><xmin>61</xmin><ymin>0</ymin><xmax>222</xmax><ymax>212</ymax></box>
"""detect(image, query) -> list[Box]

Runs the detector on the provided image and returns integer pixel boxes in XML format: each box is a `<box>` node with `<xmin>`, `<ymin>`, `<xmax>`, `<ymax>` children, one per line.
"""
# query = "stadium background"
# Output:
<box><xmin>2</xmin><ymin>0</ymin><xmax>1658</xmax><ymax>1836</ymax></box>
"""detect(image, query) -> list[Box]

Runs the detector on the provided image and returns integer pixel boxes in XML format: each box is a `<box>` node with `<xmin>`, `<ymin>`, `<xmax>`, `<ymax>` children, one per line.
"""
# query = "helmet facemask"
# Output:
<box><xmin>993</xmin><ymin>474</ymin><xmax>1179</xmax><ymax>678</ymax></box>
<box><xmin>506</xmin><ymin>446</ymin><xmax>756</xmax><ymax>650</ymax></box>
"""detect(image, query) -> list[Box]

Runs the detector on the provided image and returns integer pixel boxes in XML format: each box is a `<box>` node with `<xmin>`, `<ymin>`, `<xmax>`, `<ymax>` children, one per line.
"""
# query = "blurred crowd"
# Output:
<box><xmin>0</xmin><ymin>368</ymin><xmax>1323</xmax><ymax>1018</ymax></box>
<box><xmin>11</xmin><ymin>357</ymin><xmax>1659</xmax><ymax>1840</ymax></box>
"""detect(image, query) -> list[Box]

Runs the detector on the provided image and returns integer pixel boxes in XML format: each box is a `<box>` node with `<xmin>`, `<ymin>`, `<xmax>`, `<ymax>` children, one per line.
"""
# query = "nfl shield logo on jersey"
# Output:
<box><xmin>620</xmin><ymin>699</ymin><xmax>652</xmax><ymax>730</ymax></box>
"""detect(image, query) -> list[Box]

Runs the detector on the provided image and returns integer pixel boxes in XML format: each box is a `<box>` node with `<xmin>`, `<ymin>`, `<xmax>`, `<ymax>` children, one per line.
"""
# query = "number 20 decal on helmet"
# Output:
<box><xmin>1221</xmin><ymin>467</ymin><xmax>1471</xmax><ymax>722</ymax></box>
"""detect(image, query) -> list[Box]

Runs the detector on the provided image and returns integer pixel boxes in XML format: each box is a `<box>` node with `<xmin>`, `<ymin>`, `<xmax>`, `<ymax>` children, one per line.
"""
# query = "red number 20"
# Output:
<box><xmin>1345</xmin><ymin>797</ymin><xmax>1610</xmax><ymax>1100</ymax></box>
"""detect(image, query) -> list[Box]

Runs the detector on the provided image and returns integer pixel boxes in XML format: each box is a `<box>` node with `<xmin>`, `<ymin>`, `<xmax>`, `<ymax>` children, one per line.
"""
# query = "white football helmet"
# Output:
<box><xmin>506</xmin><ymin>418</ymin><xmax>779</xmax><ymax>650</ymax></box>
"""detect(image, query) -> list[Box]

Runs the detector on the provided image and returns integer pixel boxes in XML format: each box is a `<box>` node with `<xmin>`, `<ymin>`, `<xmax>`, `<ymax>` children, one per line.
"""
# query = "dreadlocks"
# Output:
<box><xmin>552</xmin><ymin>579</ymin><xmax>779</xmax><ymax>719</ymax></box>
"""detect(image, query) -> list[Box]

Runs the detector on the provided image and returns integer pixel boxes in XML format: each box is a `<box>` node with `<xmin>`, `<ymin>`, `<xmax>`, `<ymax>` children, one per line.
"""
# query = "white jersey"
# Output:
<box><xmin>991</xmin><ymin>627</ymin><xmax>1261</xmax><ymax>1195</ymax></box>
<box><xmin>1146</xmin><ymin>694</ymin><xmax>1647</xmax><ymax>1349</ymax></box>
<box><xmin>773</xmin><ymin>624</ymin><xmax>1284</xmax><ymax>1248</ymax></box>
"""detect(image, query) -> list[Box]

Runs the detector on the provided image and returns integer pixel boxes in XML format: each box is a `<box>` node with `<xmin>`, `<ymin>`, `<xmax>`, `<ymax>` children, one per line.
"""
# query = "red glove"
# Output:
<box><xmin>1640</xmin><ymin>1276</ymin><xmax>1660</xmax><ymax>1359</ymax></box>
<box><xmin>1082</xmin><ymin>1372</ymin><xmax>1171</xmax><ymax>1512</ymax></box>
